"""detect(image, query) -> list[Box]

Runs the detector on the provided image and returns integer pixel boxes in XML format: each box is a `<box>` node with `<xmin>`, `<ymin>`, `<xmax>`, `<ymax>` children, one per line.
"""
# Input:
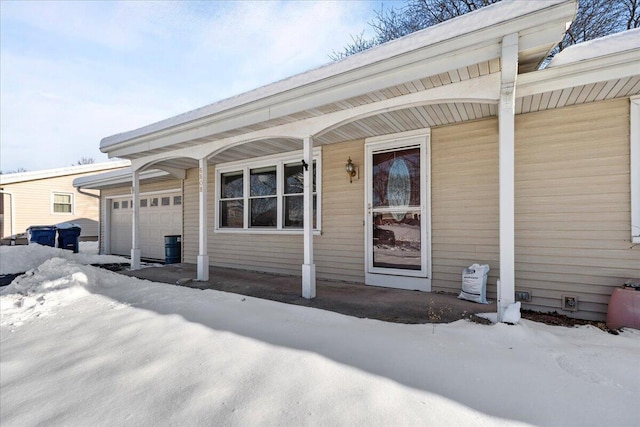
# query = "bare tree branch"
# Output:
<box><xmin>332</xmin><ymin>0</ymin><xmax>634</xmax><ymax>67</ymax></box>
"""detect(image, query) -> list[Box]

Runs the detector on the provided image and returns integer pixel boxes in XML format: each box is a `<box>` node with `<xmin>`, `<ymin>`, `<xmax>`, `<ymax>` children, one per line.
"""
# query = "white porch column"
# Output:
<box><xmin>497</xmin><ymin>33</ymin><xmax>518</xmax><ymax>322</ymax></box>
<box><xmin>302</xmin><ymin>136</ymin><xmax>316</xmax><ymax>299</ymax></box>
<box><xmin>130</xmin><ymin>169</ymin><xmax>141</xmax><ymax>270</ymax></box>
<box><xmin>197</xmin><ymin>158</ymin><xmax>210</xmax><ymax>281</ymax></box>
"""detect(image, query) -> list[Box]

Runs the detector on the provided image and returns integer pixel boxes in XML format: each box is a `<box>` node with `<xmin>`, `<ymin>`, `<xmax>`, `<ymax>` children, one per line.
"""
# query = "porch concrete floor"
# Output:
<box><xmin>119</xmin><ymin>263</ymin><xmax>497</xmax><ymax>324</ymax></box>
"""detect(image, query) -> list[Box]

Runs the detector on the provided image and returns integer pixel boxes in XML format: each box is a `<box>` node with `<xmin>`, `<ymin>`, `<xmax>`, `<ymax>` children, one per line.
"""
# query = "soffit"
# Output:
<box><xmin>128</xmin><ymin>67</ymin><xmax>637</xmax><ymax>169</ymax></box>
<box><xmin>120</xmin><ymin>60</ymin><xmax>501</xmax><ymax>161</ymax></box>
<box><xmin>136</xmin><ymin>75</ymin><xmax>638</xmax><ymax>169</ymax></box>
<box><xmin>516</xmin><ymin>75</ymin><xmax>640</xmax><ymax>114</ymax></box>
<box><xmin>202</xmin><ymin>73</ymin><xmax>638</xmax><ymax>167</ymax></box>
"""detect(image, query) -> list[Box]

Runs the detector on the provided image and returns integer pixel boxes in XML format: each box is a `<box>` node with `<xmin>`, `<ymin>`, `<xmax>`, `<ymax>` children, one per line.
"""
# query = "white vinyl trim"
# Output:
<box><xmin>631</xmin><ymin>96</ymin><xmax>640</xmax><ymax>244</ymax></box>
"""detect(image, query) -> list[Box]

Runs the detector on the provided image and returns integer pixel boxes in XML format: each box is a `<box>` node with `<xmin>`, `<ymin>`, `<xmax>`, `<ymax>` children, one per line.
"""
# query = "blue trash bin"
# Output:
<box><xmin>164</xmin><ymin>235</ymin><xmax>181</xmax><ymax>264</ymax></box>
<box><xmin>28</xmin><ymin>226</ymin><xmax>56</xmax><ymax>247</ymax></box>
<box><xmin>56</xmin><ymin>223</ymin><xmax>82</xmax><ymax>253</ymax></box>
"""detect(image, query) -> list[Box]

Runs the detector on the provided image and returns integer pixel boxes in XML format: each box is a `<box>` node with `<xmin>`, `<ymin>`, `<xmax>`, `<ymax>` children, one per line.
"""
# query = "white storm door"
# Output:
<box><xmin>365</xmin><ymin>133</ymin><xmax>431</xmax><ymax>291</ymax></box>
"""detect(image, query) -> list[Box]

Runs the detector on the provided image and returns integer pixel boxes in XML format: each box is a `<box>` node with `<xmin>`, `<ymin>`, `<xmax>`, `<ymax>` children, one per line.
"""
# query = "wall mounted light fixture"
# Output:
<box><xmin>346</xmin><ymin>157</ymin><xmax>357</xmax><ymax>183</ymax></box>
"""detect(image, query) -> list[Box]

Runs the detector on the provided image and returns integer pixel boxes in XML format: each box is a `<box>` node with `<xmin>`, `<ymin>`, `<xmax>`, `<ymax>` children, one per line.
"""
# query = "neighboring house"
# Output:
<box><xmin>0</xmin><ymin>160</ymin><xmax>130</xmax><ymax>243</ymax></box>
<box><xmin>82</xmin><ymin>0</ymin><xmax>639</xmax><ymax>321</ymax></box>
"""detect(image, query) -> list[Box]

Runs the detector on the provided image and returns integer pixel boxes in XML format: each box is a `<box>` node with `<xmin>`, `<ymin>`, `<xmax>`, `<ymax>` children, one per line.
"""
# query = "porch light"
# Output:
<box><xmin>346</xmin><ymin>157</ymin><xmax>357</xmax><ymax>183</ymax></box>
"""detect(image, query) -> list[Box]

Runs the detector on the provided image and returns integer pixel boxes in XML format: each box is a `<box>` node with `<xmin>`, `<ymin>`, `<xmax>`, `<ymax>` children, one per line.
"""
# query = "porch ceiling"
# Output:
<box><xmin>138</xmin><ymin>72</ymin><xmax>638</xmax><ymax>170</ymax></box>
<box><xmin>516</xmin><ymin>75</ymin><xmax>640</xmax><ymax>114</ymax></box>
<box><xmin>120</xmin><ymin>72</ymin><xmax>638</xmax><ymax>170</ymax></box>
<box><xmin>202</xmin><ymin>101</ymin><xmax>500</xmax><ymax>165</ymax></box>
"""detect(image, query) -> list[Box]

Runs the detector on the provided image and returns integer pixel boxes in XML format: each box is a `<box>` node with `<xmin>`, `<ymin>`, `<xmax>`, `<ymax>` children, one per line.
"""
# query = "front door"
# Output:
<box><xmin>365</xmin><ymin>132</ymin><xmax>431</xmax><ymax>291</ymax></box>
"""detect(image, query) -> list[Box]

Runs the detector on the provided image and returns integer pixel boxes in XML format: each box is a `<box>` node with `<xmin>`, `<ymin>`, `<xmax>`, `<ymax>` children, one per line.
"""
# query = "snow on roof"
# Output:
<box><xmin>100</xmin><ymin>0</ymin><xmax>571</xmax><ymax>150</ymax></box>
<box><xmin>548</xmin><ymin>27</ymin><xmax>640</xmax><ymax>67</ymax></box>
<box><xmin>0</xmin><ymin>160</ymin><xmax>131</xmax><ymax>185</ymax></box>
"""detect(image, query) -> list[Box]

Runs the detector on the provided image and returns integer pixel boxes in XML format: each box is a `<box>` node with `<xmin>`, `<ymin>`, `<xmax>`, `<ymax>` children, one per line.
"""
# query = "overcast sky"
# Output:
<box><xmin>0</xmin><ymin>0</ymin><xmax>381</xmax><ymax>173</ymax></box>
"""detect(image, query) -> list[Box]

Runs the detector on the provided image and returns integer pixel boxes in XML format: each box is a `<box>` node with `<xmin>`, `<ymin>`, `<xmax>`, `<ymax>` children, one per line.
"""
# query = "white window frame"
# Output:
<box><xmin>215</xmin><ymin>148</ymin><xmax>322</xmax><ymax>234</ymax></box>
<box><xmin>631</xmin><ymin>96</ymin><xmax>640</xmax><ymax>244</ymax></box>
<box><xmin>51</xmin><ymin>192</ymin><xmax>74</xmax><ymax>214</ymax></box>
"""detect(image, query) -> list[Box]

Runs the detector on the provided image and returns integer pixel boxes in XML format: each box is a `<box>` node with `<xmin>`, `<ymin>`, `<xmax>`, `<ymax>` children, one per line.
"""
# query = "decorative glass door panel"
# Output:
<box><xmin>366</xmin><ymin>136</ymin><xmax>430</xmax><ymax>288</ymax></box>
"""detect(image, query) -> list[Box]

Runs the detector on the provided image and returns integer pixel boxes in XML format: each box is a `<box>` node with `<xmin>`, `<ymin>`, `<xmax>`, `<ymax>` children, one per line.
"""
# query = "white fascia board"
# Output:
<box><xmin>102</xmin><ymin>1</ymin><xmax>576</xmax><ymax>158</ymax></box>
<box><xmin>516</xmin><ymin>49</ymin><xmax>639</xmax><ymax>98</ymax></box>
<box><xmin>73</xmin><ymin>168</ymin><xmax>171</xmax><ymax>190</ymax></box>
<box><xmin>0</xmin><ymin>160</ymin><xmax>130</xmax><ymax>185</ymax></box>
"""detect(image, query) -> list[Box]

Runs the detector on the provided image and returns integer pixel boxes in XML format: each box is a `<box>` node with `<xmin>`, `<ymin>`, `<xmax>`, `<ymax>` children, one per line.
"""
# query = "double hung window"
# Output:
<box><xmin>216</xmin><ymin>151</ymin><xmax>320</xmax><ymax>232</ymax></box>
<box><xmin>52</xmin><ymin>193</ymin><xmax>73</xmax><ymax>213</ymax></box>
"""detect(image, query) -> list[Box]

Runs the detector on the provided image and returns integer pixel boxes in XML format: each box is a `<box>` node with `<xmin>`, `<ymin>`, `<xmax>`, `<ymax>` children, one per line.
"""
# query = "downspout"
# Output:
<box><xmin>0</xmin><ymin>190</ymin><xmax>16</xmax><ymax>240</ymax></box>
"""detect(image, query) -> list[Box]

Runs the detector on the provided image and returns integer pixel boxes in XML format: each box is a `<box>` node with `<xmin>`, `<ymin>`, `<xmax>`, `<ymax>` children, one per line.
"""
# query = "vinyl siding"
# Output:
<box><xmin>183</xmin><ymin>167</ymin><xmax>214</xmax><ymax>263</ymax></box>
<box><xmin>430</xmin><ymin>119</ymin><xmax>500</xmax><ymax>298</ymax></box>
<box><xmin>514</xmin><ymin>98</ymin><xmax>638</xmax><ymax>320</ymax></box>
<box><xmin>429</xmin><ymin>98</ymin><xmax>639</xmax><ymax>321</ymax></box>
<box><xmin>315</xmin><ymin>139</ymin><xmax>365</xmax><ymax>282</ymax></box>
<box><xmin>1</xmin><ymin>172</ymin><xmax>102</xmax><ymax>239</ymax></box>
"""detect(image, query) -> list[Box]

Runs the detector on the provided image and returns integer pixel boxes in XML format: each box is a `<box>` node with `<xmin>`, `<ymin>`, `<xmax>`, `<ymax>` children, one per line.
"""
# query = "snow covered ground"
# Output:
<box><xmin>1</xmin><ymin>244</ymin><xmax>639</xmax><ymax>426</ymax></box>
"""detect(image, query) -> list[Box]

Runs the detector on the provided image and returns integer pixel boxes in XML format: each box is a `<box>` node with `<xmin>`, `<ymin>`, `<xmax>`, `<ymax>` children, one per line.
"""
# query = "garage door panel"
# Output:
<box><xmin>110</xmin><ymin>192</ymin><xmax>182</xmax><ymax>260</ymax></box>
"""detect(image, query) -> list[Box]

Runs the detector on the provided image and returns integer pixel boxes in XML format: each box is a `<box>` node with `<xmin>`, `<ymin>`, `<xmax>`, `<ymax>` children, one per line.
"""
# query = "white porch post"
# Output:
<box><xmin>130</xmin><ymin>169</ymin><xmax>141</xmax><ymax>270</ymax></box>
<box><xmin>302</xmin><ymin>136</ymin><xmax>316</xmax><ymax>299</ymax></box>
<box><xmin>197</xmin><ymin>158</ymin><xmax>210</xmax><ymax>281</ymax></box>
<box><xmin>498</xmin><ymin>33</ymin><xmax>518</xmax><ymax>322</ymax></box>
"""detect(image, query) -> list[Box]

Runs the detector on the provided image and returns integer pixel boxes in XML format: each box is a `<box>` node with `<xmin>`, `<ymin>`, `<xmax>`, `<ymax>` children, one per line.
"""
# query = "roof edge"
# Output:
<box><xmin>0</xmin><ymin>160</ymin><xmax>131</xmax><ymax>185</ymax></box>
<box><xmin>100</xmin><ymin>0</ymin><xmax>575</xmax><ymax>152</ymax></box>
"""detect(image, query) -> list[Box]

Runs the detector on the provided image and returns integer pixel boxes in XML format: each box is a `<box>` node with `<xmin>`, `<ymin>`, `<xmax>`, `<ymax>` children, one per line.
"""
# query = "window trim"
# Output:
<box><xmin>51</xmin><ymin>192</ymin><xmax>74</xmax><ymax>214</ymax></box>
<box><xmin>215</xmin><ymin>148</ymin><xmax>322</xmax><ymax>234</ymax></box>
<box><xmin>631</xmin><ymin>96</ymin><xmax>639</xmax><ymax>244</ymax></box>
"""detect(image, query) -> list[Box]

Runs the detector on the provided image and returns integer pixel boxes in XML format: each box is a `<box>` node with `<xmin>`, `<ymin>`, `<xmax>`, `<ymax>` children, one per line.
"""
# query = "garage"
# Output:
<box><xmin>109</xmin><ymin>192</ymin><xmax>182</xmax><ymax>260</ymax></box>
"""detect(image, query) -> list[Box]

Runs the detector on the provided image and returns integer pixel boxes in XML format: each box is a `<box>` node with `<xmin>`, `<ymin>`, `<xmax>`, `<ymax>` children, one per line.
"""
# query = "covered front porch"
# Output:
<box><xmin>120</xmin><ymin>263</ymin><xmax>496</xmax><ymax>324</ymax></box>
<box><xmin>98</xmin><ymin>1</ymin><xmax>587</xmax><ymax>322</ymax></box>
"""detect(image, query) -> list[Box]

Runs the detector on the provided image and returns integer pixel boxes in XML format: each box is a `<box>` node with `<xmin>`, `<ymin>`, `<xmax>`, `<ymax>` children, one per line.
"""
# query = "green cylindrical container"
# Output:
<box><xmin>164</xmin><ymin>235</ymin><xmax>181</xmax><ymax>264</ymax></box>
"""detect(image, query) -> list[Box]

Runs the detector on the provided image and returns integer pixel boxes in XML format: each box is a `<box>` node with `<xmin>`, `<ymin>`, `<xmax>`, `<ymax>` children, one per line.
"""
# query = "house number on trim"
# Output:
<box><xmin>199</xmin><ymin>168</ymin><xmax>203</xmax><ymax>193</ymax></box>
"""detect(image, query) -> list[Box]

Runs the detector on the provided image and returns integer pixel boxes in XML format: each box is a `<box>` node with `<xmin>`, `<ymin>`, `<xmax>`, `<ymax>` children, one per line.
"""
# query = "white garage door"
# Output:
<box><xmin>110</xmin><ymin>192</ymin><xmax>182</xmax><ymax>260</ymax></box>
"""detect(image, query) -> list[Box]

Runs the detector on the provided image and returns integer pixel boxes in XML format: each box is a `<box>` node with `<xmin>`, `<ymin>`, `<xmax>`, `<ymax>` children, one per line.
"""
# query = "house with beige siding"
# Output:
<box><xmin>0</xmin><ymin>161</ymin><xmax>129</xmax><ymax>242</ymax></box>
<box><xmin>79</xmin><ymin>0</ymin><xmax>639</xmax><ymax>322</ymax></box>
